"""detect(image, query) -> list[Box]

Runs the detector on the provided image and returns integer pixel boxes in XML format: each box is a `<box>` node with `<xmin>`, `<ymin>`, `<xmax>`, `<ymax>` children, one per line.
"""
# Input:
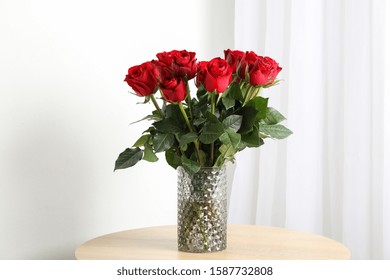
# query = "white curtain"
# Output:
<box><xmin>228</xmin><ymin>0</ymin><xmax>389</xmax><ymax>259</ymax></box>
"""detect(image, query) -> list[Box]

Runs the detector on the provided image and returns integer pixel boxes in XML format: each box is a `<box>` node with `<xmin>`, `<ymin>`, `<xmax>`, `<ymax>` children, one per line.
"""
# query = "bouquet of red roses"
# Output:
<box><xmin>114</xmin><ymin>49</ymin><xmax>291</xmax><ymax>174</ymax></box>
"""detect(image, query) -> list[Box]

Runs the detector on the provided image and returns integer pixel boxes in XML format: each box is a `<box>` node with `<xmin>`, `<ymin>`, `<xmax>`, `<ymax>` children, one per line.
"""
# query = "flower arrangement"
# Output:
<box><xmin>114</xmin><ymin>49</ymin><xmax>292</xmax><ymax>174</ymax></box>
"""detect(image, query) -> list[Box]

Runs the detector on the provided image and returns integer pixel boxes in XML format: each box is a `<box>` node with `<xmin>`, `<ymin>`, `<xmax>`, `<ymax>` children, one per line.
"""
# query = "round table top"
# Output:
<box><xmin>75</xmin><ymin>224</ymin><xmax>350</xmax><ymax>260</ymax></box>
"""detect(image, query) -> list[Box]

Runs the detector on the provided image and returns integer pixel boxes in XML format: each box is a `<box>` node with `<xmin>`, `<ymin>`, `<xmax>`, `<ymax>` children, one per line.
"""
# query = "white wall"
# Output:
<box><xmin>385</xmin><ymin>0</ymin><xmax>390</xmax><ymax>260</ymax></box>
<box><xmin>0</xmin><ymin>0</ymin><xmax>234</xmax><ymax>259</ymax></box>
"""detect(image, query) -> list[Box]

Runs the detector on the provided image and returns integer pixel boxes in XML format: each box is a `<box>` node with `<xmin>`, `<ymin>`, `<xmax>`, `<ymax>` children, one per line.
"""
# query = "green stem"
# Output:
<box><xmin>239</xmin><ymin>81</ymin><xmax>246</xmax><ymax>101</ymax></box>
<box><xmin>179</xmin><ymin>102</ymin><xmax>193</xmax><ymax>132</ymax></box>
<box><xmin>209</xmin><ymin>91</ymin><xmax>216</xmax><ymax>166</ymax></box>
<box><xmin>150</xmin><ymin>94</ymin><xmax>165</xmax><ymax>118</ymax></box>
<box><xmin>243</xmin><ymin>86</ymin><xmax>256</xmax><ymax>106</ymax></box>
<box><xmin>210</xmin><ymin>91</ymin><xmax>216</xmax><ymax>114</ymax></box>
<box><xmin>185</xmin><ymin>81</ymin><xmax>193</xmax><ymax>121</ymax></box>
<box><xmin>239</xmin><ymin>80</ymin><xmax>245</xmax><ymax>91</ymax></box>
<box><xmin>182</xmin><ymin>200</ymin><xmax>209</xmax><ymax>251</ymax></box>
<box><xmin>178</xmin><ymin>102</ymin><xmax>202</xmax><ymax>166</ymax></box>
<box><xmin>196</xmin><ymin>203</ymin><xmax>209</xmax><ymax>251</ymax></box>
<box><xmin>251</xmin><ymin>86</ymin><xmax>262</xmax><ymax>99</ymax></box>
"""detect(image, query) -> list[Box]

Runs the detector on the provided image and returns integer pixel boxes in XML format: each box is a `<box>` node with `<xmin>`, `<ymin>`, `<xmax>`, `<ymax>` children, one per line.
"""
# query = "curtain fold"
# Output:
<box><xmin>229</xmin><ymin>0</ymin><xmax>389</xmax><ymax>259</ymax></box>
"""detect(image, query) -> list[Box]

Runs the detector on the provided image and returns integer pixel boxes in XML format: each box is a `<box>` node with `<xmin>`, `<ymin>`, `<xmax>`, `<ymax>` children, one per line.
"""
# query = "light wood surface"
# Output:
<box><xmin>75</xmin><ymin>225</ymin><xmax>350</xmax><ymax>260</ymax></box>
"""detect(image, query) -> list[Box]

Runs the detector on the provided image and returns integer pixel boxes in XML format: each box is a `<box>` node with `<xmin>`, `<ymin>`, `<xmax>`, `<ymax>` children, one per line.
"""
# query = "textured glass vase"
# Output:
<box><xmin>177</xmin><ymin>165</ymin><xmax>227</xmax><ymax>253</ymax></box>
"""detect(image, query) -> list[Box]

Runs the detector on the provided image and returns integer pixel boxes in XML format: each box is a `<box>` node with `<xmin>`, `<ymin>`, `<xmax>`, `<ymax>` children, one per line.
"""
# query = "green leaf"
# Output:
<box><xmin>222</xmin><ymin>115</ymin><xmax>243</xmax><ymax>132</ymax></box>
<box><xmin>165</xmin><ymin>103</ymin><xmax>183</xmax><ymax>119</ymax></box>
<box><xmin>222</xmin><ymin>96</ymin><xmax>235</xmax><ymax>110</ymax></box>
<box><xmin>114</xmin><ymin>148</ymin><xmax>143</xmax><ymax>171</ymax></box>
<box><xmin>214</xmin><ymin>144</ymin><xmax>236</xmax><ymax>167</ymax></box>
<box><xmin>213</xmin><ymin>154</ymin><xmax>225</xmax><ymax>167</ymax></box>
<box><xmin>196</xmin><ymin>84</ymin><xmax>207</xmax><ymax>98</ymax></box>
<box><xmin>263</xmin><ymin>79</ymin><xmax>281</xmax><ymax>88</ymax></box>
<box><xmin>135</xmin><ymin>95</ymin><xmax>151</xmax><ymax>104</ymax></box>
<box><xmin>199</xmin><ymin>124</ymin><xmax>224</xmax><ymax>144</ymax></box>
<box><xmin>153</xmin><ymin>118</ymin><xmax>182</xmax><ymax>133</ymax></box>
<box><xmin>238</xmin><ymin>106</ymin><xmax>258</xmax><ymax>134</ymax></box>
<box><xmin>237</xmin><ymin>141</ymin><xmax>247</xmax><ymax>151</ymax></box>
<box><xmin>132</xmin><ymin>135</ymin><xmax>150</xmax><ymax>147</ymax></box>
<box><xmin>247</xmin><ymin>96</ymin><xmax>268</xmax><ymax>120</ymax></box>
<box><xmin>179</xmin><ymin>132</ymin><xmax>198</xmax><ymax>146</ymax></box>
<box><xmin>153</xmin><ymin>133</ymin><xmax>175</xmax><ymax>152</ymax></box>
<box><xmin>219</xmin><ymin>129</ymin><xmax>241</xmax><ymax>148</ymax></box>
<box><xmin>197</xmin><ymin>149</ymin><xmax>207</xmax><ymax>167</ymax></box>
<box><xmin>143</xmin><ymin>126</ymin><xmax>156</xmax><ymax>134</ymax></box>
<box><xmin>262</xmin><ymin>107</ymin><xmax>286</xmax><ymax>125</ymax></box>
<box><xmin>193</xmin><ymin>94</ymin><xmax>208</xmax><ymax>117</ymax></box>
<box><xmin>130</xmin><ymin>112</ymin><xmax>161</xmax><ymax>125</ymax></box>
<box><xmin>258</xmin><ymin>124</ymin><xmax>293</xmax><ymax>139</ymax></box>
<box><xmin>198</xmin><ymin>112</ymin><xmax>224</xmax><ymax>144</ymax></box>
<box><xmin>143</xmin><ymin>143</ymin><xmax>158</xmax><ymax>162</ymax></box>
<box><xmin>241</xmin><ymin>126</ymin><xmax>264</xmax><ymax>147</ymax></box>
<box><xmin>227</xmin><ymin>81</ymin><xmax>243</xmax><ymax>101</ymax></box>
<box><xmin>193</xmin><ymin>117</ymin><xmax>206</xmax><ymax>126</ymax></box>
<box><xmin>181</xmin><ymin>155</ymin><xmax>201</xmax><ymax>175</ymax></box>
<box><xmin>165</xmin><ymin>149</ymin><xmax>181</xmax><ymax>169</ymax></box>
<box><xmin>219</xmin><ymin>144</ymin><xmax>236</xmax><ymax>157</ymax></box>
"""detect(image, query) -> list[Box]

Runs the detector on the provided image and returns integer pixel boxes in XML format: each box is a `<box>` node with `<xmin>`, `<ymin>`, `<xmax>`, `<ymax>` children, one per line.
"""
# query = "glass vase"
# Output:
<box><xmin>177</xmin><ymin>165</ymin><xmax>227</xmax><ymax>253</ymax></box>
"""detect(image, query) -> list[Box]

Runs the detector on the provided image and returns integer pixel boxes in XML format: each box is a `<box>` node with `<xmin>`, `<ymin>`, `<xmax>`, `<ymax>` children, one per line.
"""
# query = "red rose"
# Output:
<box><xmin>124</xmin><ymin>62</ymin><xmax>158</xmax><ymax>97</ymax></box>
<box><xmin>239</xmin><ymin>51</ymin><xmax>261</xmax><ymax>79</ymax></box>
<box><xmin>156</xmin><ymin>50</ymin><xmax>197</xmax><ymax>79</ymax></box>
<box><xmin>244</xmin><ymin>51</ymin><xmax>260</xmax><ymax>63</ymax></box>
<box><xmin>156</xmin><ymin>51</ymin><xmax>174</xmax><ymax>68</ymax></box>
<box><xmin>224</xmin><ymin>49</ymin><xmax>245</xmax><ymax>74</ymax></box>
<box><xmin>249</xmin><ymin>56</ymin><xmax>282</xmax><ymax>86</ymax></box>
<box><xmin>202</xmin><ymin>58</ymin><xmax>233</xmax><ymax>93</ymax></box>
<box><xmin>158</xmin><ymin>70</ymin><xmax>187</xmax><ymax>103</ymax></box>
<box><xmin>195</xmin><ymin>61</ymin><xmax>208</xmax><ymax>87</ymax></box>
<box><xmin>172</xmin><ymin>50</ymin><xmax>197</xmax><ymax>79</ymax></box>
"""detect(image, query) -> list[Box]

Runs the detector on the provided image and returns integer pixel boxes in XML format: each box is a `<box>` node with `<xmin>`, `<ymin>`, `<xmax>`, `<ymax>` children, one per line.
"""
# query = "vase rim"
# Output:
<box><xmin>177</xmin><ymin>164</ymin><xmax>227</xmax><ymax>171</ymax></box>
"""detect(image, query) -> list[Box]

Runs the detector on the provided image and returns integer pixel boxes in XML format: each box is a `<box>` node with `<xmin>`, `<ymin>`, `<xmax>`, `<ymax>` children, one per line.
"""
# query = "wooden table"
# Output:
<box><xmin>75</xmin><ymin>225</ymin><xmax>350</xmax><ymax>260</ymax></box>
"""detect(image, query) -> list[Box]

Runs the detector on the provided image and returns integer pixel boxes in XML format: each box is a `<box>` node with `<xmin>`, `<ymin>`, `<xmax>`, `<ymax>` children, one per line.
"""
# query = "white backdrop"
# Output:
<box><xmin>0</xmin><ymin>0</ymin><xmax>234</xmax><ymax>259</ymax></box>
<box><xmin>229</xmin><ymin>0</ymin><xmax>390</xmax><ymax>260</ymax></box>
